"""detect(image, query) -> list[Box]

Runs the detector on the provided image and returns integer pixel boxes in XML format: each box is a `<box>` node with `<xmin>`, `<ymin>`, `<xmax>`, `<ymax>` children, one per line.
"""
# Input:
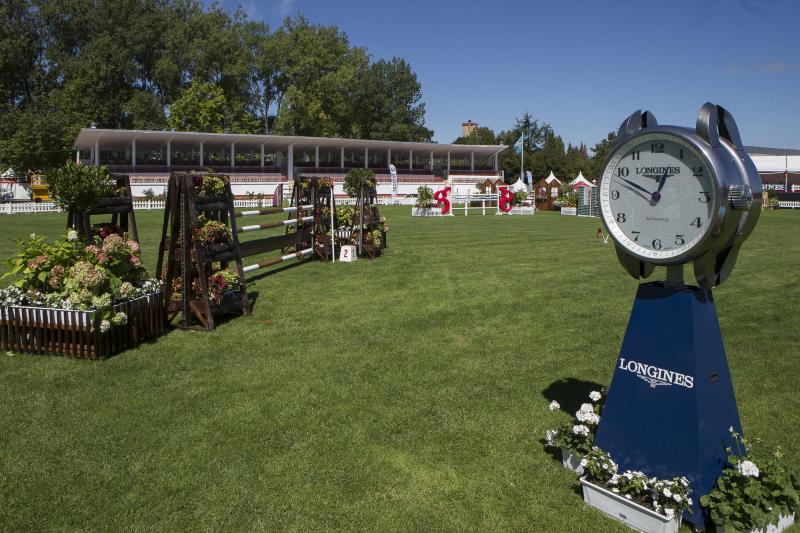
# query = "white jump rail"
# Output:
<box><xmin>779</xmin><ymin>200</ymin><xmax>800</xmax><ymax>209</ymax></box>
<box><xmin>239</xmin><ymin>216</ymin><xmax>314</xmax><ymax>232</ymax></box>
<box><xmin>242</xmin><ymin>248</ymin><xmax>314</xmax><ymax>273</ymax></box>
<box><xmin>1</xmin><ymin>198</ymin><xmax>279</xmax><ymax>214</ymax></box>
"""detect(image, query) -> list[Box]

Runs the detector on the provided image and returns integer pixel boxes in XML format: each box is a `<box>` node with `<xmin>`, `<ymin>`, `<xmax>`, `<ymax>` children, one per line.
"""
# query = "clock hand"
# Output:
<box><xmin>656</xmin><ymin>170</ymin><xmax>669</xmax><ymax>193</ymax></box>
<box><xmin>618</xmin><ymin>177</ymin><xmax>654</xmax><ymax>196</ymax></box>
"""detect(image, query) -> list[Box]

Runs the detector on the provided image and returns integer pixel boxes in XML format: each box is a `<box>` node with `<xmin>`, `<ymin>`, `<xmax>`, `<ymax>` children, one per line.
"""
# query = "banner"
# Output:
<box><xmin>389</xmin><ymin>164</ymin><xmax>398</xmax><ymax>196</ymax></box>
<box><xmin>272</xmin><ymin>183</ymin><xmax>283</xmax><ymax>207</ymax></box>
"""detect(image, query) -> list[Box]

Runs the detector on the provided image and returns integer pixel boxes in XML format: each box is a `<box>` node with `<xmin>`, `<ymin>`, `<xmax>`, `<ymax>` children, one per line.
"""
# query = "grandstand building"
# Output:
<box><xmin>72</xmin><ymin>128</ymin><xmax>507</xmax><ymax>200</ymax></box>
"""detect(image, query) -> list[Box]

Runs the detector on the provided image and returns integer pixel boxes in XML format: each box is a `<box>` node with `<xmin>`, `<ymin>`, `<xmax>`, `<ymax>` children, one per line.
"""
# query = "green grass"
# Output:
<box><xmin>0</xmin><ymin>208</ymin><xmax>798</xmax><ymax>532</ymax></box>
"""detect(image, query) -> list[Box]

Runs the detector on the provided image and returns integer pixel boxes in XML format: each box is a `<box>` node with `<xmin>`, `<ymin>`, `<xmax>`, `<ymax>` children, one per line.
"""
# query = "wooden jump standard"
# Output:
<box><xmin>157</xmin><ymin>174</ymin><xmax>333</xmax><ymax>330</ymax></box>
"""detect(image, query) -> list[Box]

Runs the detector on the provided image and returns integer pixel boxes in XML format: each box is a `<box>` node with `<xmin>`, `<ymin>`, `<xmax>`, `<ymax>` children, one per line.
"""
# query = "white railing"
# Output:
<box><xmin>778</xmin><ymin>200</ymin><xmax>800</xmax><ymax>209</ymax></box>
<box><xmin>1</xmin><ymin>198</ymin><xmax>279</xmax><ymax>215</ymax></box>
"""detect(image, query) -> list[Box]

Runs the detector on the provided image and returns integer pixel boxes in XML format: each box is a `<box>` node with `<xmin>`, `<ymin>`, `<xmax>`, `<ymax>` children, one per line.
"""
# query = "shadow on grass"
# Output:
<box><xmin>542</xmin><ymin>377</ymin><xmax>605</xmax><ymax>416</ymax></box>
<box><xmin>245</xmin><ymin>258</ymin><xmax>308</xmax><ymax>284</ymax></box>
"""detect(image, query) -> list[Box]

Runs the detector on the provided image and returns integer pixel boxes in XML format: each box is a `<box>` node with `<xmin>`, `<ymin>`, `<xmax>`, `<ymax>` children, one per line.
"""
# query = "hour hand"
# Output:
<box><xmin>618</xmin><ymin>177</ymin><xmax>653</xmax><ymax>196</ymax></box>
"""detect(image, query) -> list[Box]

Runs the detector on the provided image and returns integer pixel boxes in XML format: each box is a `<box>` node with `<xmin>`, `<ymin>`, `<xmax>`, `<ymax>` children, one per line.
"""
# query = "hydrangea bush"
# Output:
<box><xmin>700</xmin><ymin>428</ymin><xmax>800</xmax><ymax>531</ymax></box>
<box><xmin>1</xmin><ymin>228</ymin><xmax>159</xmax><ymax>327</ymax></box>
<box><xmin>582</xmin><ymin>447</ymin><xmax>693</xmax><ymax>519</ymax></box>
<box><xmin>545</xmin><ymin>390</ymin><xmax>605</xmax><ymax>456</ymax></box>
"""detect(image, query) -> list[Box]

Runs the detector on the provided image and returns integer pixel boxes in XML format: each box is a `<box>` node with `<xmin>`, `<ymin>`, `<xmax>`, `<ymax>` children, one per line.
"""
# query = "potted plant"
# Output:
<box><xmin>412</xmin><ymin>186</ymin><xmax>442</xmax><ymax>216</ymax></box>
<box><xmin>193</xmin><ymin>215</ymin><xmax>233</xmax><ymax>255</ymax></box>
<box><xmin>545</xmin><ymin>390</ymin><xmax>604</xmax><ymax>473</ymax></box>
<box><xmin>192</xmin><ymin>173</ymin><xmax>228</xmax><ymax>204</ymax></box>
<box><xmin>580</xmin><ymin>448</ymin><xmax>692</xmax><ymax>533</ymax></box>
<box><xmin>701</xmin><ymin>429</ymin><xmax>799</xmax><ymax>533</ymax></box>
<box><xmin>343</xmin><ymin>168</ymin><xmax>376</xmax><ymax>198</ymax></box>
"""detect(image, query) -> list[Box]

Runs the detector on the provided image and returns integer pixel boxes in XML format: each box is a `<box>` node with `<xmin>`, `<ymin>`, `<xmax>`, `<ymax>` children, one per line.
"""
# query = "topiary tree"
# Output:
<box><xmin>44</xmin><ymin>161</ymin><xmax>117</xmax><ymax>212</ymax></box>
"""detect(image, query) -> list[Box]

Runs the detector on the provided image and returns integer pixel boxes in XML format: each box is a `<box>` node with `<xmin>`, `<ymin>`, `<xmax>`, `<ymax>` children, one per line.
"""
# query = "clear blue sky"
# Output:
<box><xmin>220</xmin><ymin>0</ymin><xmax>799</xmax><ymax>151</ymax></box>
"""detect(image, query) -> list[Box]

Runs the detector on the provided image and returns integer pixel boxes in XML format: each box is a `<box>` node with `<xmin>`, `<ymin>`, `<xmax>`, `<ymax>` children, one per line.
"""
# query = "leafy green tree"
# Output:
<box><xmin>588</xmin><ymin>132</ymin><xmax>617</xmax><ymax>179</ymax></box>
<box><xmin>453</xmin><ymin>127</ymin><xmax>498</xmax><ymax>145</ymax></box>
<box><xmin>167</xmin><ymin>81</ymin><xmax>227</xmax><ymax>132</ymax></box>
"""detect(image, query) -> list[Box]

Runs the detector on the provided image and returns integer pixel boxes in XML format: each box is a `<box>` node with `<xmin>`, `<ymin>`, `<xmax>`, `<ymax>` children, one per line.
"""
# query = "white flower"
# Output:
<box><xmin>100</xmin><ymin>320</ymin><xmax>111</xmax><ymax>333</ymax></box>
<box><xmin>579</xmin><ymin>458</ymin><xmax>588</xmax><ymax>467</ymax></box>
<box><xmin>29</xmin><ymin>233</ymin><xmax>36</xmax><ymax>239</ymax></box>
<box><xmin>663</xmin><ymin>488</ymin><xmax>672</xmax><ymax>498</ymax></box>
<box><xmin>67</xmin><ymin>230</ymin><xmax>79</xmax><ymax>241</ymax></box>
<box><xmin>687</xmin><ymin>498</ymin><xmax>692</xmax><ymax>506</ymax></box>
<box><xmin>625</xmin><ymin>494</ymin><xmax>632</xmax><ymax>500</ymax></box>
<box><xmin>729</xmin><ymin>426</ymin><xmax>734</xmax><ymax>432</ymax></box>
<box><xmin>609</xmin><ymin>474</ymin><xmax>620</xmax><ymax>485</ymax></box>
<box><xmin>545</xmin><ymin>429</ymin><xmax>557</xmax><ymax>446</ymax></box>
<box><xmin>664</xmin><ymin>508</ymin><xmax>675</xmax><ymax>518</ymax></box>
<box><xmin>548</xmin><ymin>400</ymin><xmax>560</xmax><ymax>411</ymax></box>
<box><xmin>673</xmin><ymin>494</ymin><xmax>682</xmax><ymax>502</ymax></box>
<box><xmin>737</xmin><ymin>460</ymin><xmax>760</xmax><ymax>478</ymax></box>
<box><xmin>589</xmin><ymin>391</ymin><xmax>602</xmax><ymax>402</ymax></box>
<box><xmin>576</xmin><ymin>403</ymin><xmax>600</xmax><ymax>425</ymax></box>
<box><xmin>611</xmin><ymin>488</ymin><xmax>619</xmax><ymax>493</ymax></box>
<box><xmin>572</xmin><ymin>424</ymin><xmax>590</xmax><ymax>437</ymax></box>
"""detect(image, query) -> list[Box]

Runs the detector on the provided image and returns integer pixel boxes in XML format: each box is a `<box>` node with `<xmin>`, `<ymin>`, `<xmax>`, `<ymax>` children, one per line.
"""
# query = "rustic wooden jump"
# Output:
<box><xmin>156</xmin><ymin>173</ymin><xmax>334</xmax><ymax>330</ymax></box>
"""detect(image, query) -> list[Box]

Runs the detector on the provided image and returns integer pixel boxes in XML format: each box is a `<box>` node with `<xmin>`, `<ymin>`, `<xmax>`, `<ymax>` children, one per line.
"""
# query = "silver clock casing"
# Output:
<box><xmin>599</xmin><ymin>103</ymin><xmax>762</xmax><ymax>288</ymax></box>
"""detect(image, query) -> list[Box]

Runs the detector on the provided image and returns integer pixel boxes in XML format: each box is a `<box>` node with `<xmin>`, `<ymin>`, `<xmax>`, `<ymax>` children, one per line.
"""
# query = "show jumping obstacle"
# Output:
<box><xmin>156</xmin><ymin>173</ymin><xmax>333</xmax><ymax>330</ymax></box>
<box><xmin>415</xmin><ymin>186</ymin><xmax>535</xmax><ymax>216</ymax></box>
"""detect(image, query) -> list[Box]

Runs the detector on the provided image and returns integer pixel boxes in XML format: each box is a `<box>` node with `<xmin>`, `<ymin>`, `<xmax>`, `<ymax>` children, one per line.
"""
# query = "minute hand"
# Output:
<box><xmin>618</xmin><ymin>177</ymin><xmax>654</xmax><ymax>196</ymax></box>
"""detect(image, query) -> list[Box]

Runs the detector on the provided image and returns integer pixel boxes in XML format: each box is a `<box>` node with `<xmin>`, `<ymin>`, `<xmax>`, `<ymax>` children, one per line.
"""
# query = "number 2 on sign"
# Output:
<box><xmin>499</xmin><ymin>186</ymin><xmax>513</xmax><ymax>213</ymax></box>
<box><xmin>434</xmin><ymin>186</ymin><xmax>451</xmax><ymax>215</ymax></box>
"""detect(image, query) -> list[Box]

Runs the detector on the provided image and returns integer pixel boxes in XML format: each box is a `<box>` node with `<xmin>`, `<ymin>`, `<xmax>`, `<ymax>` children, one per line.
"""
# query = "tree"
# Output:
<box><xmin>588</xmin><ymin>132</ymin><xmax>617</xmax><ymax>179</ymax></box>
<box><xmin>453</xmin><ymin>127</ymin><xmax>498</xmax><ymax>145</ymax></box>
<box><xmin>167</xmin><ymin>81</ymin><xmax>227</xmax><ymax>132</ymax></box>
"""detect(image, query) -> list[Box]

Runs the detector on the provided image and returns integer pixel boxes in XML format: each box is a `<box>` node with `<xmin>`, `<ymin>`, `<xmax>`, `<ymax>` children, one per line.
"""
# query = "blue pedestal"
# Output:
<box><xmin>594</xmin><ymin>282</ymin><xmax>741</xmax><ymax>525</ymax></box>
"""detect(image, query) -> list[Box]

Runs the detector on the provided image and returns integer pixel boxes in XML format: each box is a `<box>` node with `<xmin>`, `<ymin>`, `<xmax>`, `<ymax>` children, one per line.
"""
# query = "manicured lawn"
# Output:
<box><xmin>0</xmin><ymin>208</ymin><xmax>798</xmax><ymax>531</ymax></box>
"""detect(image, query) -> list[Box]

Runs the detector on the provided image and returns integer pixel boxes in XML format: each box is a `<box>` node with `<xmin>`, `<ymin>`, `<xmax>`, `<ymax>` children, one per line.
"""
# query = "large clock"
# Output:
<box><xmin>599</xmin><ymin>103</ymin><xmax>762</xmax><ymax>287</ymax></box>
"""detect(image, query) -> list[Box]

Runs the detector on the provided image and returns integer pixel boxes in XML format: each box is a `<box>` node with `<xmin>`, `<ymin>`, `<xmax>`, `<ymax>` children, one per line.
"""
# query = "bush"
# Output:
<box><xmin>44</xmin><ymin>161</ymin><xmax>122</xmax><ymax>212</ymax></box>
<box><xmin>343</xmin><ymin>168</ymin><xmax>376</xmax><ymax>198</ymax></box>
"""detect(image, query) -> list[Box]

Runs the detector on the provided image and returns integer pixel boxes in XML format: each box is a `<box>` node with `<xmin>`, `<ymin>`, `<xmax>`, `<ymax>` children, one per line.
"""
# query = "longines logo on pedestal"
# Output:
<box><xmin>619</xmin><ymin>357</ymin><xmax>694</xmax><ymax>389</ymax></box>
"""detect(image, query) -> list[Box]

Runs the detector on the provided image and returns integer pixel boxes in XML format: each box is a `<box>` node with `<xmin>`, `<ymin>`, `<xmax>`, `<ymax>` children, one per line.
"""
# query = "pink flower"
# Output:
<box><xmin>127</xmin><ymin>240</ymin><xmax>140</xmax><ymax>252</ymax></box>
<box><xmin>27</xmin><ymin>255</ymin><xmax>48</xmax><ymax>269</ymax></box>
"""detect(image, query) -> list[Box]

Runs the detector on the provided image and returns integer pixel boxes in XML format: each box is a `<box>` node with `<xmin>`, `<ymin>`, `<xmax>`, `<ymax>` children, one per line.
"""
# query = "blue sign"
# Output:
<box><xmin>593</xmin><ymin>283</ymin><xmax>741</xmax><ymax>526</ymax></box>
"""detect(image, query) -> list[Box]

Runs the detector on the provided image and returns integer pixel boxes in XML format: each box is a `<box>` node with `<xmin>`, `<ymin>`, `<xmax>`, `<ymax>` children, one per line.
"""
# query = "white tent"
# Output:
<box><xmin>510</xmin><ymin>176</ymin><xmax>528</xmax><ymax>192</ymax></box>
<box><xmin>570</xmin><ymin>171</ymin><xmax>594</xmax><ymax>189</ymax></box>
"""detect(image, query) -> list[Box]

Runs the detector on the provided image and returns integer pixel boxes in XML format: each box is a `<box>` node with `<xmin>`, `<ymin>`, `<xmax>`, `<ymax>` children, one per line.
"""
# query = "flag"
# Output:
<box><xmin>513</xmin><ymin>134</ymin><xmax>525</xmax><ymax>155</ymax></box>
<box><xmin>389</xmin><ymin>164</ymin><xmax>398</xmax><ymax>196</ymax></box>
<box><xmin>525</xmin><ymin>171</ymin><xmax>533</xmax><ymax>186</ymax></box>
<box><xmin>272</xmin><ymin>183</ymin><xmax>283</xmax><ymax>207</ymax></box>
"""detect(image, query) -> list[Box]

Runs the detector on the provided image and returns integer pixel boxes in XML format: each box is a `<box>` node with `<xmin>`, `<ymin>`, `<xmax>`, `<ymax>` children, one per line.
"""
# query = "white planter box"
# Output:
<box><xmin>581</xmin><ymin>477</ymin><xmax>681</xmax><ymax>533</ymax></box>
<box><xmin>560</xmin><ymin>207</ymin><xmax>577</xmax><ymax>216</ymax></box>
<box><xmin>411</xmin><ymin>207</ymin><xmax>443</xmax><ymax>217</ymax></box>
<box><xmin>561</xmin><ymin>448</ymin><xmax>584</xmax><ymax>474</ymax></box>
<box><xmin>717</xmin><ymin>513</ymin><xmax>795</xmax><ymax>533</ymax></box>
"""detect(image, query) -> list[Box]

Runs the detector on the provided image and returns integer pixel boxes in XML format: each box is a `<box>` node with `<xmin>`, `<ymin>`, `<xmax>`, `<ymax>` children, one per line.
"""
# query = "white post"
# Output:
<box><xmin>166</xmin><ymin>140</ymin><xmax>171</xmax><ymax>169</ymax></box>
<box><xmin>447</xmin><ymin>151</ymin><xmax>450</xmax><ymax>173</ymax></box>
<box><xmin>230</xmin><ymin>143</ymin><xmax>235</xmax><ymax>168</ymax></box>
<box><xmin>288</xmin><ymin>144</ymin><xmax>294</xmax><ymax>180</ymax></box>
<box><xmin>260</xmin><ymin>144</ymin><xmax>265</xmax><ymax>168</ymax></box>
<box><xmin>494</xmin><ymin>152</ymin><xmax>499</xmax><ymax>171</ymax></box>
<box><xmin>76</xmin><ymin>150</ymin><xmax>80</xmax><ymax>164</ymax></box>
<box><xmin>430</xmin><ymin>150</ymin><xmax>434</xmax><ymax>171</ymax></box>
<box><xmin>330</xmin><ymin>186</ymin><xmax>336</xmax><ymax>263</ymax></box>
<box><xmin>364</xmin><ymin>147</ymin><xmax>368</xmax><ymax>169</ymax></box>
<box><xmin>340</xmin><ymin>147</ymin><xmax>345</xmax><ymax>169</ymax></box>
<box><xmin>470</xmin><ymin>152</ymin><xmax>475</xmax><ymax>171</ymax></box>
<box><xmin>94</xmin><ymin>138</ymin><xmax>99</xmax><ymax>166</ymax></box>
<box><xmin>387</xmin><ymin>148</ymin><xmax>391</xmax><ymax>168</ymax></box>
<box><xmin>409</xmin><ymin>150</ymin><xmax>413</xmax><ymax>171</ymax></box>
<box><xmin>131</xmin><ymin>139</ymin><xmax>136</xmax><ymax>169</ymax></box>
<box><xmin>199</xmin><ymin>142</ymin><xmax>204</xmax><ymax>167</ymax></box>
<box><xmin>315</xmin><ymin>145</ymin><xmax>319</xmax><ymax>168</ymax></box>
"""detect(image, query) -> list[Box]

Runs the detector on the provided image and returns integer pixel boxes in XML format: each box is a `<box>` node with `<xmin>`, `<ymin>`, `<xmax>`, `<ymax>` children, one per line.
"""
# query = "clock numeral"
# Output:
<box><xmin>652</xmin><ymin>239</ymin><xmax>662</xmax><ymax>250</ymax></box>
<box><xmin>651</xmin><ymin>143</ymin><xmax>664</xmax><ymax>153</ymax></box>
<box><xmin>616</xmin><ymin>212</ymin><xmax>626</xmax><ymax>223</ymax></box>
<box><xmin>675</xmin><ymin>235</ymin><xmax>685</xmax><ymax>245</ymax></box>
<box><xmin>698</xmin><ymin>191</ymin><xmax>710</xmax><ymax>203</ymax></box>
<box><xmin>692</xmin><ymin>166</ymin><xmax>704</xmax><ymax>176</ymax></box>
<box><xmin>690</xmin><ymin>217</ymin><xmax>702</xmax><ymax>228</ymax></box>
<box><xmin>632</xmin><ymin>231</ymin><xmax>640</xmax><ymax>242</ymax></box>
<box><xmin>611</xmin><ymin>190</ymin><xmax>620</xmax><ymax>200</ymax></box>
<box><xmin>679</xmin><ymin>148</ymin><xmax>684</xmax><ymax>160</ymax></box>
<box><xmin>616</xmin><ymin>167</ymin><xmax>629</xmax><ymax>177</ymax></box>
<box><xmin>631</xmin><ymin>151</ymin><xmax>640</xmax><ymax>160</ymax></box>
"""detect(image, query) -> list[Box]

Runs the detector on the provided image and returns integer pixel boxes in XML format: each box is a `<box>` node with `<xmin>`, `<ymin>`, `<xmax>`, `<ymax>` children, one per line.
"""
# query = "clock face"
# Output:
<box><xmin>600</xmin><ymin>133</ymin><xmax>717</xmax><ymax>262</ymax></box>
